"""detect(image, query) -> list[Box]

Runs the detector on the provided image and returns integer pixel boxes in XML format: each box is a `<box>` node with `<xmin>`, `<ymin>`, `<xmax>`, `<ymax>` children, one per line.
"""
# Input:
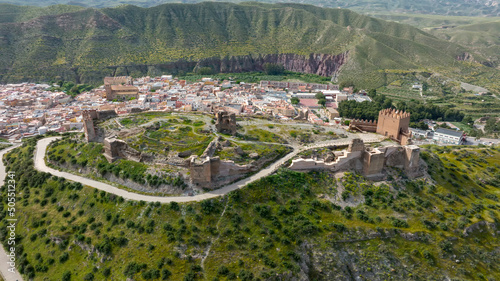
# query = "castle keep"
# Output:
<box><xmin>376</xmin><ymin>108</ymin><xmax>412</xmax><ymax>145</ymax></box>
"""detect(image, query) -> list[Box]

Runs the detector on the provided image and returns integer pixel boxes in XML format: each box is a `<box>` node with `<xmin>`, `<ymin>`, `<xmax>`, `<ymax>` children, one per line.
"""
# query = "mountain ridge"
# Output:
<box><xmin>1</xmin><ymin>0</ymin><xmax>499</xmax><ymax>16</ymax></box>
<box><xmin>0</xmin><ymin>2</ymin><xmax>493</xmax><ymax>88</ymax></box>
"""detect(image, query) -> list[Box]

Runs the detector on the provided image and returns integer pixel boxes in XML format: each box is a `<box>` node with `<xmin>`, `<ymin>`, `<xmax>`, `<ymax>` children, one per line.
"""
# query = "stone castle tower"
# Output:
<box><xmin>215</xmin><ymin>111</ymin><xmax>237</xmax><ymax>135</ymax></box>
<box><xmin>376</xmin><ymin>108</ymin><xmax>412</xmax><ymax>145</ymax></box>
<box><xmin>82</xmin><ymin>110</ymin><xmax>97</xmax><ymax>142</ymax></box>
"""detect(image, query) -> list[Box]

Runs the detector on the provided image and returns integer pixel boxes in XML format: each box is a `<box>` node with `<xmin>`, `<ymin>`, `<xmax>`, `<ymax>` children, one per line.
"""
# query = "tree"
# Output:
<box><xmin>368</xmin><ymin>89</ymin><xmax>377</xmax><ymax>98</ymax></box>
<box><xmin>62</xmin><ymin>271</ymin><xmax>71</xmax><ymax>281</ymax></box>
<box><xmin>315</xmin><ymin>93</ymin><xmax>325</xmax><ymax>100</ymax></box>
<box><xmin>197</xmin><ymin>67</ymin><xmax>213</xmax><ymax>75</ymax></box>
<box><xmin>485</xmin><ymin>118</ymin><xmax>499</xmax><ymax>133</ymax></box>
<box><xmin>263</xmin><ymin>63</ymin><xmax>285</xmax><ymax>75</ymax></box>
<box><xmin>462</xmin><ymin>116</ymin><xmax>473</xmax><ymax>125</ymax></box>
<box><xmin>290</xmin><ymin>97</ymin><xmax>300</xmax><ymax>105</ymax></box>
<box><xmin>315</xmin><ymin>93</ymin><xmax>326</xmax><ymax>107</ymax></box>
<box><xmin>422</xmin><ymin>82</ymin><xmax>429</xmax><ymax>91</ymax></box>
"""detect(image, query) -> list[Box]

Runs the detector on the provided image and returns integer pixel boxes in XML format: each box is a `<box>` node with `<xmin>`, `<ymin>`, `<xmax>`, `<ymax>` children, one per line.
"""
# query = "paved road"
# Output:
<box><xmin>0</xmin><ymin>144</ymin><xmax>24</xmax><ymax>281</ymax></box>
<box><xmin>33</xmin><ymin>135</ymin><xmax>383</xmax><ymax>203</ymax></box>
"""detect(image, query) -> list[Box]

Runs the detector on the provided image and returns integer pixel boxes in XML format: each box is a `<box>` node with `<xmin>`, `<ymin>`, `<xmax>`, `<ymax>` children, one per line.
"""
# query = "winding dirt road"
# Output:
<box><xmin>33</xmin><ymin>135</ymin><xmax>382</xmax><ymax>203</ymax></box>
<box><xmin>0</xmin><ymin>133</ymin><xmax>382</xmax><ymax>281</ymax></box>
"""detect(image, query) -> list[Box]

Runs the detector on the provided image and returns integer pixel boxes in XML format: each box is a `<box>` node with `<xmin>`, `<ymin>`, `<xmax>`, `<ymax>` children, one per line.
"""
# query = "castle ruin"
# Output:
<box><xmin>189</xmin><ymin>156</ymin><xmax>255</xmax><ymax>188</ymax></box>
<box><xmin>215</xmin><ymin>111</ymin><xmax>237</xmax><ymax>135</ymax></box>
<box><xmin>103</xmin><ymin>137</ymin><xmax>145</xmax><ymax>163</ymax></box>
<box><xmin>348</xmin><ymin>108</ymin><xmax>412</xmax><ymax>145</ymax></box>
<box><xmin>288</xmin><ymin>138</ymin><xmax>421</xmax><ymax>180</ymax></box>
<box><xmin>83</xmin><ymin>110</ymin><xmax>97</xmax><ymax>142</ymax></box>
<box><xmin>82</xmin><ymin>109</ymin><xmax>118</xmax><ymax>142</ymax></box>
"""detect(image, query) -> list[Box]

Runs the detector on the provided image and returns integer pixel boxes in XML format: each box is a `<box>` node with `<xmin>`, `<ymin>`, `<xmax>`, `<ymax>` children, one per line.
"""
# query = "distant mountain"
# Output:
<box><xmin>1</xmin><ymin>0</ymin><xmax>499</xmax><ymax>16</ymax></box>
<box><xmin>0</xmin><ymin>2</ymin><xmax>492</xmax><ymax>87</ymax></box>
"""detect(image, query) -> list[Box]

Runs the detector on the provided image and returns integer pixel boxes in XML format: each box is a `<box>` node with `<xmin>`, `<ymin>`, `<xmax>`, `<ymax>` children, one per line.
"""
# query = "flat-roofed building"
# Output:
<box><xmin>433</xmin><ymin>128</ymin><xmax>465</xmax><ymax>145</ymax></box>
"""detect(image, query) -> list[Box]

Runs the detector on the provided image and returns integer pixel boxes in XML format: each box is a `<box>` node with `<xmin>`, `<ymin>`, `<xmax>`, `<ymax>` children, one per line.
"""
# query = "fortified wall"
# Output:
<box><xmin>189</xmin><ymin>156</ymin><xmax>255</xmax><ymax>188</ymax></box>
<box><xmin>288</xmin><ymin>139</ymin><xmax>421</xmax><ymax>179</ymax></box>
<box><xmin>349</xmin><ymin>119</ymin><xmax>377</xmax><ymax>132</ymax></box>
<box><xmin>82</xmin><ymin>110</ymin><xmax>96</xmax><ymax>142</ymax></box>
<box><xmin>189</xmin><ymin>136</ymin><xmax>256</xmax><ymax>188</ymax></box>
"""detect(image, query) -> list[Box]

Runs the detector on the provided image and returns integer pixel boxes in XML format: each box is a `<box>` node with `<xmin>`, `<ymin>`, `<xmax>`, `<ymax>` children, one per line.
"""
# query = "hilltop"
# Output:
<box><xmin>1</xmin><ymin>135</ymin><xmax>499</xmax><ymax>280</ymax></box>
<box><xmin>1</xmin><ymin>2</ymin><xmax>497</xmax><ymax>90</ymax></box>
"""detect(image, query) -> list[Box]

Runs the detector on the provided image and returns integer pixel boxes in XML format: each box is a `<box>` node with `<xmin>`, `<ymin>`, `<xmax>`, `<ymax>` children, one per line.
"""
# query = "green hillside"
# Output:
<box><xmin>1</xmin><ymin>2</ymin><xmax>497</xmax><ymax>90</ymax></box>
<box><xmin>431</xmin><ymin>21</ymin><xmax>500</xmax><ymax>69</ymax></box>
<box><xmin>2</xmin><ymin>135</ymin><xmax>500</xmax><ymax>280</ymax></box>
<box><xmin>1</xmin><ymin>0</ymin><xmax>499</xmax><ymax>17</ymax></box>
<box><xmin>0</xmin><ymin>4</ymin><xmax>85</xmax><ymax>23</ymax></box>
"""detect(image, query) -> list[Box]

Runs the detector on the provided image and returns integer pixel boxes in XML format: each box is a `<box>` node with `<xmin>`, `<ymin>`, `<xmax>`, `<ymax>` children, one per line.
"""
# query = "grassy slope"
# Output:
<box><xmin>430</xmin><ymin>21</ymin><xmax>500</xmax><ymax>68</ymax></box>
<box><xmin>1</xmin><ymin>136</ymin><xmax>499</xmax><ymax>280</ymax></box>
<box><xmin>0</xmin><ymin>4</ymin><xmax>85</xmax><ymax>23</ymax></box>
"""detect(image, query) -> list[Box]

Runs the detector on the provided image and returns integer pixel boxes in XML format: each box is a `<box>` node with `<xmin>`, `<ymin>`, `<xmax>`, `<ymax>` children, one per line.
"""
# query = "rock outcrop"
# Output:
<box><xmin>194</xmin><ymin>52</ymin><xmax>348</xmax><ymax>77</ymax></box>
<box><xmin>102</xmin><ymin>52</ymin><xmax>348</xmax><ymax>83</ymax></box>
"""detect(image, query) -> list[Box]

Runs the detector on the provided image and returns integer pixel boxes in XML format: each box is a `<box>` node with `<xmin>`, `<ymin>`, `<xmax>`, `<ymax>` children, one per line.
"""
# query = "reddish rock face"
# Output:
<box><xmin>194</xmin><ymin>52</ymin><xmax>349</xmax><ymax>77</ymax></box>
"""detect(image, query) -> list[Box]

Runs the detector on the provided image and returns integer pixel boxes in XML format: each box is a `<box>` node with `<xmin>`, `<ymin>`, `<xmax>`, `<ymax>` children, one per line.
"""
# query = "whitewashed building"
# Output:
<box><xmin>433</xmin><ymin>128</ymin><xmax>465</xmax><ymax>145</ymax></box>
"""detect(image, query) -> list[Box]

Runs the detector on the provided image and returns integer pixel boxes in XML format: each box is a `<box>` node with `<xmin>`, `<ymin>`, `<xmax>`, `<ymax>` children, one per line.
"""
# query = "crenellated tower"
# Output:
<box><xmin>376</xmin><ymin>108</ymin><xmax>412</xmax><ymax>145</ymax></box>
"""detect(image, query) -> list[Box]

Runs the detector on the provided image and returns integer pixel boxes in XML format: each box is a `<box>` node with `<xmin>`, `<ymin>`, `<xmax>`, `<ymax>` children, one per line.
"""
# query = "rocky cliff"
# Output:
<box><xmin>106</xmin><ymin>52</ymin><xmax>348</xmax><ymax>80</ymax></box>
<box><xmin>195</xmin><ymin>53</ymin><xmax>348</xmax><ymax>77</ymax></box>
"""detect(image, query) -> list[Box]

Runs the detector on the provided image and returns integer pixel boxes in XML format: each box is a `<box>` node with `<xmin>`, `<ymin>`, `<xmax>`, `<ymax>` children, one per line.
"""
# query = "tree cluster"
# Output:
<box><xmin>263</xmin><ymin>63</ymin><xmax>285</xmax><ymax>75</ymax></box>
<box><xmin>337</xmin><ymin>90</ymin><xmax>464</xmax><ymax>122</ymax></box>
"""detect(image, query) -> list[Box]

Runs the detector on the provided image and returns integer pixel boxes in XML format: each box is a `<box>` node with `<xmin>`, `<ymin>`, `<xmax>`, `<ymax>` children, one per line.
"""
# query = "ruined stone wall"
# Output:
<box><xmin>348</xmin><ymin>138</ymin><xmax>365</xmax><ymax>152</ymax></box>
<box><xmin>97</xmin><ymin>110</ymin><xmax>118</xmax><ymax>120</ymax></box>
<box><xmin>349</xmin><ymin>119</ymin><xmax>377</xmax><ymax>133</ymax></box>
<box><xmin>103</xmin><ymin>137</ymin><xmax>142</xmax><ymax>163</ymax></box>
<box><xmin>189</xmin><ymin>156</ymin><xmax>255</xmax><ymax>188</ymax></box>
<box><xmin>190</xmin><ymin>157</ymin><xmax>213</xmax><ymax>186</ymax></box>
<box><xmin>404</xmin><ymin>145</ymin><xmax>420</xmax><ymax>177</ymax></box>
<box><xmin>289</xmin><ymin>139</ymin><xmax>422</xmax><ymax>179</ymax></box>
<box><xmin>201</xmin><ymin>137</ymin><xmax>220</xmax><ymax>158</ymax></box>
<box><xmin>362</xmin><ymin>149</ymin><xmax>385</xmax><ymax>176</ymax></box>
